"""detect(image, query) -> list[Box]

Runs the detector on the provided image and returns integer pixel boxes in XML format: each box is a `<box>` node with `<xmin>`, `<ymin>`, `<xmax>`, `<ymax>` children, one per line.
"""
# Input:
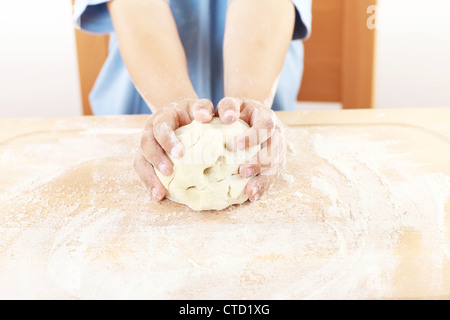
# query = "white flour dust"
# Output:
<box><xmin>0</xmin><ymin>123</ymin><xmax>449</xmax><ymax>299</ymax></box>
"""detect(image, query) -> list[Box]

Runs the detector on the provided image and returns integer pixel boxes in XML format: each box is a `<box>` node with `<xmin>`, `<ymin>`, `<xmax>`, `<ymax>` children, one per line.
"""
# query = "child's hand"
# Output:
<box><xmin>216</xmin><ymin>97</ymin><xmax>286</xmax><ymax>202</ymax></box>
<box><xmin>134</xmin><ymin>98</ymin><xmax>214</xmax><ymax>201</ymax></box>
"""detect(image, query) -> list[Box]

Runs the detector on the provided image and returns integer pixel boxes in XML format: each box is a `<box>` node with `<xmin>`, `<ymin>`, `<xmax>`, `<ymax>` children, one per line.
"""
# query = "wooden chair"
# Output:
<box><xmin>74</xmin><ymin>28</ymin><xmax>109</xmax><ymax>116</ymax></box>
<box><xmin>74</xmin><ymin>0</ymin><xmax>377</xmax><ymax>115</ymax></box>
<box><xmin>298</xmin><ymin>0</ymin><xmax>377</xmax><ymax>109</ymax></box>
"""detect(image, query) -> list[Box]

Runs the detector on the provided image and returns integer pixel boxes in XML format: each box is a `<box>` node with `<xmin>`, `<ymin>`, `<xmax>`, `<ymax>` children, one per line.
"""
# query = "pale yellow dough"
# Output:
<box><xmin>155</xmin><ymin>118</ymin><xmax>260</xmax><ymax>210</ymax></box>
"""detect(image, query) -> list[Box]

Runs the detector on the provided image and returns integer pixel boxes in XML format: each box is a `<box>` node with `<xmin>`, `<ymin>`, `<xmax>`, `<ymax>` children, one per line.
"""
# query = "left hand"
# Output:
<box><xmin>216</xmin><ymin>97</ymin><xmax>286</xmax><ymax>202</ymax></box>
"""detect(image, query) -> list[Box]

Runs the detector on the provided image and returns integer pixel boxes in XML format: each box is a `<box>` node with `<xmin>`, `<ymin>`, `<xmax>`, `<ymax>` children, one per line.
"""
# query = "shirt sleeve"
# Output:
<box><xmin>291</xmin><ymin>0</ymin><xmax>312</xmax><ymax>40</ymax></box>
<box><xmin>73</xmin><ymin>0</ymin><xmax>113</xmax><ymax>34</ymax></box>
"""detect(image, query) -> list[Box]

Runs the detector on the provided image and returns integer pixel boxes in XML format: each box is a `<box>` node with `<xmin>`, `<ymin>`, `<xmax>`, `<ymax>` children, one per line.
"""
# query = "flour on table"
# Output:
<box><xmin>0</xmin><ymin>121</ymin><xmax>449</xmax><ymax>299</ymax></box>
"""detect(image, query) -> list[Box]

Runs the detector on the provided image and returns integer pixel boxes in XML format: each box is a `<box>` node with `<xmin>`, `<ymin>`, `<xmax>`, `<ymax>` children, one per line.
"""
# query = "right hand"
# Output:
<box><xmin>216</xmin><ymin>97</ymin><xmax>286</xmax><ymax>203</ymax></box>
<box><xmin>134</xmin><ymin>98</ymin><xmax>214</xmax><ymax>201</ymax></box>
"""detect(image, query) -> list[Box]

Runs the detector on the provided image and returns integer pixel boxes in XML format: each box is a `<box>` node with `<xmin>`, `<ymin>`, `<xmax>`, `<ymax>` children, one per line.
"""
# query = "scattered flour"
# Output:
<box><xmin>0</xmin><ymin>122</ymin><xmax>449</xmax><ymax>299</ymax></box>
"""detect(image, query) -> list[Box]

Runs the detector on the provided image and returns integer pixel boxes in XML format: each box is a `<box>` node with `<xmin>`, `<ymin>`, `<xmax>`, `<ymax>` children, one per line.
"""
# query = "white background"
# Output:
<box><xmin>0</xmin><ymin>0</ymin><xmax>81</xmax><ymax>117</ymax></box>
<box><xmin>0</xmin><ymin>0</ymin><xmax>449</xmax><ymax>117</ymax></box>
<box><xmin>375</xmin><ymin>0</ymin><xmax>450</xmax><ymax>109</ymax></box>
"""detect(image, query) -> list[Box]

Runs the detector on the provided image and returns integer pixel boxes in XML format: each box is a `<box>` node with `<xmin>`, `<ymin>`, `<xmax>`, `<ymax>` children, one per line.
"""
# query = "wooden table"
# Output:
<box><xmin>0</xmin><ymin>108</ymin><xmax>449</xmax><ymax>299</ymax></box>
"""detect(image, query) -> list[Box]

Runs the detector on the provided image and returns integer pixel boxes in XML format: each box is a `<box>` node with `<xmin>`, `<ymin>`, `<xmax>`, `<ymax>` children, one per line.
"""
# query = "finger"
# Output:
<box><xmin>239</xmin><ymin>128</ymin><xmax>282</xmax><ymax>178</ymax></box>
<box><xmin>152</xmin><ymin>110</ymin><xmax>184</xmax><ymax>159</ymax></box>
<box><xmin>191</xmin><ymin>99</ymin><xmax>214</xmax><ymax>123</ymax></box>
<box><xmin>236</xmin><ymin>106</ymin><xmax>276</xmax><ymax>150</ymax></box>
<box><xmin>134</xmin><ymin>149</ymin><xmax>166</xmax><ymax>201</ymax></box>
<box><xmin>245</xmin><ymin>172</ymin><xmax>277</xmax><ymax>202</ymax></box>
<box><xmin>217</xmin><ymin>97</ymin><xmax>241</xmax><ymax>124</ymax></box>
<box><xmin>141</xmin><ymin>128</ymin><xmax>173</xmax><ymax>176</ymax></box>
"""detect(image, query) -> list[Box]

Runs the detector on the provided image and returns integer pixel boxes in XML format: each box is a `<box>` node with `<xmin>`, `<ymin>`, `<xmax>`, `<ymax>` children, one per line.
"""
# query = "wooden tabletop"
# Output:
<box><xmin>0</xmin><ymin>108</ymin><xmax>449</xmax><ymax>299</ymax></box>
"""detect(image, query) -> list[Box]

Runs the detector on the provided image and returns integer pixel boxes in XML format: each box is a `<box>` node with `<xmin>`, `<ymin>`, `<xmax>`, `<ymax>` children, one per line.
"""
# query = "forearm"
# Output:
<box><xmin>107</xmin><ymin>0</ymin><xmax>196</xmax><ymax>111</ymax></box>
<box><xmin>223</xmin><ymin>0</ymin><xmax>295</xmax><ymax>106</ymax></box>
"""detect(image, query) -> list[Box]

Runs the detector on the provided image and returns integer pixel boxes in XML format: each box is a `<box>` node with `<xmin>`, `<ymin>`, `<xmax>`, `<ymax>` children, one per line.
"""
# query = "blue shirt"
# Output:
<box><xmin>73</xmin><ymin>0</ymin><xmax>312</xmax><ymax>115</ymax></box>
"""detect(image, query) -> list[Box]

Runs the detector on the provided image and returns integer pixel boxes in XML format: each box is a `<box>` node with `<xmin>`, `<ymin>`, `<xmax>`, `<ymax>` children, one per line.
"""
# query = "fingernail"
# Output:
<box><xmin>197</xmin><ymin>108</ymin><xmax>211</xmax><ymax>120</ymax></box>
<box><xmin>223</xmin><ymin>110</ymin><xmax>236</xmax><ymax>123</ymax></box>
<box><xmin>158</xmin><ymin>163</ymin><xmax>171</xmax><ymax>176</ymax></box>
<box><xmin>152</xmin><ymin>188</ymin><xmax>161</xmax><ymax>200</ymax></box>
<box><xmin>250</xmin><ymin>186</ymin><xmax>258</xmax><ymax>197</ymax></box>
<box><xmin>171</xmin><ymin>143</ymin><xmax>184</xmax><ymax>158</ymax></box>
<box><xmin>250</xmin><ymin>193</ymin><xmax>261</xmax><ymax>202</ymax></box>
<box><xmin>242</xmin><ymin>167</ymin><xmax>254</xmax><ymax>177</ymax></box>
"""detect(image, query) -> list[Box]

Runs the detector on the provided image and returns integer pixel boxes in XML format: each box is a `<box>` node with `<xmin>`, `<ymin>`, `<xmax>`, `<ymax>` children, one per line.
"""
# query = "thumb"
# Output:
<box><xmin>217</xmin><ymin>97</ymin><xmax>241</xmax><ymax>124</ymax></box>
<box><xmin>191</xmin><ymin>99</ymin><xmax>214</xmax><ymax>123</ymax></box>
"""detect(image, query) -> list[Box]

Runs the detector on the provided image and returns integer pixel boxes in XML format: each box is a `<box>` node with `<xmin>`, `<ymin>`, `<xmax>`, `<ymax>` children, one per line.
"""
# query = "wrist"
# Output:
<box><xmin>224</xmin><ymin>76</ymin><xmax>279</xmax><ymax>107</ymax></box>
<box><xmin>142</xmin><ymin>81</ymin><xmax>198</xmax><ymax>112</ymax></box>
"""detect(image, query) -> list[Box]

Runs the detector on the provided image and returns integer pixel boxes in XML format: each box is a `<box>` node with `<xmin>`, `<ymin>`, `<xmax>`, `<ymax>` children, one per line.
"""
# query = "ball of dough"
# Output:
<box><xmin>155</xmin><ymin>117</ymin><xmax>260</xmax><ymax>210</ymax></box>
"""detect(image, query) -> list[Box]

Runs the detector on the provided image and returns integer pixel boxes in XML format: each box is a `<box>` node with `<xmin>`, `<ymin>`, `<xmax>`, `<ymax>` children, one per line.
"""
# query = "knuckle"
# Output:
<box><xmin>144</xmin><ymin>114</ymin><xmax>155</xmax><ymax>127</ymax></box>
<box><xmin>222</xmin><ymin>97</ymin><xmax>240</xmax><ymax>110</ymax></box>
<box><xmin>152</xmin><ymin>121</ymin><xmax>171</xmax><ymax>140</ymax></box>
<box><xmin>151</xmin><ymin>113</ymin><xmax>165</xmax><ymax>126</ymax></box>
<box><xmin>140</xmin><ymin>133</ymin><xmax>150</xmax><ymax>149</ymax></box>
